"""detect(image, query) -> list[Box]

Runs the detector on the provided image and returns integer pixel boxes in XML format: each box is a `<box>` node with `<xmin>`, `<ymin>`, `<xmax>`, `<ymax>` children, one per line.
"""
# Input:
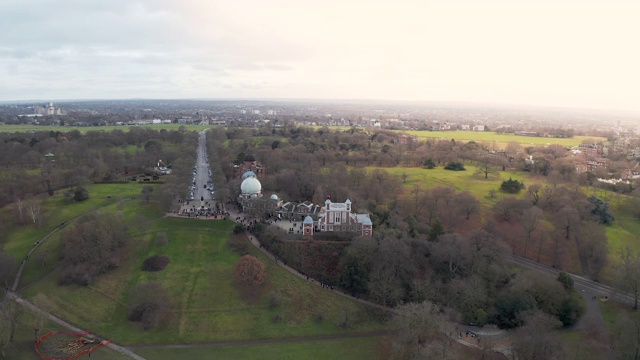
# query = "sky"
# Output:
<box><xmin>1</xmin><ymin>0</ymin><xmax>639</xmax><ymax>113</ymax></box>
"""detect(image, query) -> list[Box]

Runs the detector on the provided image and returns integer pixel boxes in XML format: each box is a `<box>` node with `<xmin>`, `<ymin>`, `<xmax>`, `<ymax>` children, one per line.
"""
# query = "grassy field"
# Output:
<box><xmin>0</xmin><ymin>124</ymin><xmax>213</xmax><ymax>133</ymax></box>
<box><xmin>14</xmin><ymin>191</ymin><xmax>387</xmax><ymax>349</ymax></box>
<box><xmin>1</xmin><ymin>183</ymin><xmax>159</xmax><ymax>265</ymax></box>
<box><xmin>403</xmin><ymin>130</ymin><xmax>605</xmax><ymax>148</ymax></box>
<box><xmin>134</xmin><ymin>335</ymin><xmax>384</xmax><ymax>360</ymax></box>
<box><xmin>370</xmin><ymin>163</ymin><xmax>543</xmax><ymax>209</ymax></box>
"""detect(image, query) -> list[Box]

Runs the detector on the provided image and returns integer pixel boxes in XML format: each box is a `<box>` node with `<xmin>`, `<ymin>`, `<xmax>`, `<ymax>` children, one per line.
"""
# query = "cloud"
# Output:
<box><xmin>0</xmin><ymin>0</ymin><xmax>638</xmax><ymax>112</ymax></box>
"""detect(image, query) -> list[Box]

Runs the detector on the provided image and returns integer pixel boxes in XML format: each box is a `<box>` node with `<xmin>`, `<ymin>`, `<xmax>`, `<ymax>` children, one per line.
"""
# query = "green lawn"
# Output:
<box><xmin>0</xmin><ymin>124</ymin><xmax>213</xmax><ymax>133</ymax></box>
<box><xmin>20</xmin><ymin>213</ymin><xmax>387</xmax><ymax>347</ymax></box>
<box><xmin>1</xmin><ymin>183</ymin><xmax>159</xmax><ymax>263</ymax></box>
<box><xmin>403</xmin><ymin>130</ymin><xmax>604</xmax><ymax>148</ymax></box>
<box><xmin>135</xmin><ymin>335</ymin><xmax>385</xmax><ymax>360</ymax></box>
<box><xmin>370</xmin><ymin>164</ymin><xmax>542</xmax><ymax>209</ymax></box>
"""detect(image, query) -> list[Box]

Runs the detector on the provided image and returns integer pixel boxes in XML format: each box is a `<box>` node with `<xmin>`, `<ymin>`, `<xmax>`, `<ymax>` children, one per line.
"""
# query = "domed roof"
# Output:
<box><xmin>242</xmin><ymin>171</ymin><xmax>256</xmax><ymax>180</ymax></box>
<box><xmin>243</xmin><ymin>154</ymin><xmax>256</xmax><ymax>162</ymax></box>
<box><xmin>270</xmin><ymin>194</ymin><xmax>279</xmax><ymax>200</ymax></box>
<box><xmin>304</xmin><ymin>216</ymin><xmax>314</xmax><ymax>224</ymax></box>
<box><xmin>241</xmin><ymin>176</ymin><xmax>262</xmax><ymax>195</ymax></box>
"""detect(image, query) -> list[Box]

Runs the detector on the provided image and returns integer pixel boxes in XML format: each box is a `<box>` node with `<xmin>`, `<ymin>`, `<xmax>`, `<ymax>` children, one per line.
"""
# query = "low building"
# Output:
<box><xmin>312</xmin><ymin>197</ymin><xmax>372</xmax><ymax>237</ymax></box>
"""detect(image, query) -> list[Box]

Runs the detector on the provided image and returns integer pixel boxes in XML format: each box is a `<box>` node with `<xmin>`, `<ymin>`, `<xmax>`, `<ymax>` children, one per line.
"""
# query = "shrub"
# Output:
<box><xmin>500</xmin><ymin>178</ymin><xmax>524</xmax><ymax>194</ymax></box>
<box><xmin>228</xmin><ymin>234</ymin><xmax>249</xmax><ymax>255</ymax></box>
<box><xmin>423</xmin><ymin>158</ymin><xmax>436</xmax><ymax>169</ymax></box>
<box><xmin>127</xmin><ymin>282</ymin><xmax>170</xmax><ymax>330</ymax></box>
<box><xmin>73</xmin><ymin>186</ymin><xmax>89</xmax><ymax>202</ymax></box>
<box><xmin>233</xmin><ymin>223</ymin><xmax>246</xmax><ymax>234</ymax></box>
<box><xmin>444</xmin><ymin>161</ymin><xmax>466</xmax><ymax>171</ymax></box>
<box><xmin>141</xmin><ymin>255</ymin><xmax>171</xmax><ymax>272</ymax></box>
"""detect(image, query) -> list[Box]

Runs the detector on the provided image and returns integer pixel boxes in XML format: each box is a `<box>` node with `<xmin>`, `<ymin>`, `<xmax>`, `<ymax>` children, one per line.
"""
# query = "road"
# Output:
<box><xmin>192</xmin><ymin>131</ymin><xmax>213</xmax><ymax>203</ymax></box>
<box><xmin>508</xmin><ymin>254</ymin><xmax>634</xmax><ymax>305</ymax></box>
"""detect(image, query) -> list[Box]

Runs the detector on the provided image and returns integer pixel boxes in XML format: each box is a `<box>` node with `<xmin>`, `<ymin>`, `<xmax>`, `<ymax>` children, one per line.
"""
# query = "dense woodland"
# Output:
<box><xmin>1</xmin><ymin>124</ymin><xmax>640</xmax><ymax>359</ymax></box>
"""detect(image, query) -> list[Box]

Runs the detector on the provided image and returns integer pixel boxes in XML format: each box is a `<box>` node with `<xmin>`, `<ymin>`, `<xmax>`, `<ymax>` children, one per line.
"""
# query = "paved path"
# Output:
<box><xmin>5</xmin><ymin>292</ymin><xmax>145</xmax><ymax>360</ymax></box>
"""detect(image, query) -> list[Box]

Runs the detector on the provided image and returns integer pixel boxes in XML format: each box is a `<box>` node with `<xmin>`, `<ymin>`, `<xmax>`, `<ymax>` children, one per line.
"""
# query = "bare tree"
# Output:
<box><xmin>0</xmin><ymin>300</ymin><xmax>22</xmax><ymax>357</ymax></box>
<box><xmin>511</xmin><ymin>311</ymin><xmax>564</xmax><ymax>360</ymax></box>
<box><xmin>235</xmin><ymin>255</ymin><xmax>266</xmax><ymax>286</ymax></box>
<box><xmin>527</xmin><ymin>183</ymin><xmax>543</xmax><ymax>205</ymax></box>
<box><xmin>520</xmin><ymin>206</ymin><xmax>543</xmax><ymax>257</ymax></box>
<box><xmin>474</xmin><ymin>155</ymin><xmax>499</xmax><ymax>179</ymax></box>
<box><xmin>612</xmin><ymin>312</ymin><xmax>640</xmax><ymax>359</ymax></box>
<box><xmin>454</xmin><ymin>191</ymin><xmax>480</xmax><ymax>220</ymax></box>
<box><xmin>391</xmin><ymin>301</ymin><xmax>458</xmax><ymax>359</ymax></box>
<box><xmin>31</xmin><ymin>293</ymin><xmax>52</xmax><ymax>341</ymax></box>
<box><xmin>26</xmin><ymin>200</ymin><xmax>42</xmax><ymax>226</ymax></box>
<box><xmin>14</xmin><ymin>197</ymin><xmax>25</xmax><ymax>225</ymax></box>
<box><xmin>619</xmin><ymin>247</ymin><xmax>640</xmax><ymax>310</ymax></box>
<box><xmin>0</xmin><ymin>252</ymin><xmax>17</xmax><ymax>288</ymax></box>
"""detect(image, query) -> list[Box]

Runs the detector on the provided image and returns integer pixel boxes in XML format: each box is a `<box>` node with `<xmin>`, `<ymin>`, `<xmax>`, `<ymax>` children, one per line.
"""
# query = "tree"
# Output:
<box><xmin>422</xmin><ymin>158</ymin><xmax>436</xmax><ymax>169</ymax></box>
<box><xmin>73</xmin><ymin>186</ymin><xmax>89</xmax><ymax>202</ymax></box>
<box><xmin>235</xmin><ymin>255</ymin><xmax>266</xmax><ymax>286</ymax></box>
<box><xmin>520</xmin><ymin>206</ymin><xmax>543</xmax><ymax>256</ymax></box>
<box><xmin>26</xmin><ymin>199</ymin><xmax>42</xmax><ymax>226</ymax></box>
<box><xmin>58</xmin><ymin>213</ymin><xmax>128</xmax><ymax>285</ymax></box>
<box><xmin>619</xmin><ymin>247</ymin><xmax>640</xmax><ymax>310</ymax></box>
<box><xmin>127</xmin><ymin>281</ymin><xmax>170</xmax><ymax>330</ymax></box>
<box><xmin>577</xmin><ymin>222</ymin><xmax>609</xmax><ymax>280</ymax></box>
<box><xmin>428</xmin><ymin>218</ymin><xmax>444</xmax><ymax>241</ymax></box>
<box><xmin>339</xmin><ymin>238</ymin><xmax>377</xmax><ymax>296</ymax></box>
<box><xmin>500</xmin><ymin>178</ymin><xmax>524</xmax><ymax>194</ymax></box>
<box><xmin>31</xmin><ymin>293</ymin><xmax>52</xmax><ymax>341</ymax></box>
<box><xmin>454</xmin><ymin>191</ymin><xmax>480</xmax><ymax>220</ymax></box>
<box><xmin>557</xmin><ymin>271</ymin><xmax>573</xmax><ymax>290</ymax></box>
<box><xmin>588</xmin><ymin>195</ymin><xmax>615</xmax><ymax>225</ymax></box>
<box><xmin>0</xmin><ymin>252</ymin><xmax>17</xmax><ymax>288</ymax></box>
<box><xmin>141</xmin><ymin>185</ymin><xmax>153</xmax><ymax>203</ymax></box>
<box><xmin>511</xmin><ymin>311</ymin><xmax>565</xmax><ymax>360</ymax></box>
<box><xmin>527</xmin><ymin>183</ymin><xmax>543</xmax><ymax>205</ymax></box>
<box><xmin>391</xmin><ymin>301</ymin><xmax>457</xmax><ymax>360</ymax></box>
<box><xmin>444</xmin><ymin>161</ymin><xmax>465</xmax><ymax>171</ymax></box>
<box><xmin>474</xmin><ymin>155</ymin><xmax>499</xmax><ymax>179</ymax></box>
<box><xmin>613</xmin><ymin>313</ymin><xmax>640</xmax><ymax>359</ymax></box>
<box><xmin>0</xmin><ymin>300</ymin><xmax>22</xmax><ymax>357</ymax></box>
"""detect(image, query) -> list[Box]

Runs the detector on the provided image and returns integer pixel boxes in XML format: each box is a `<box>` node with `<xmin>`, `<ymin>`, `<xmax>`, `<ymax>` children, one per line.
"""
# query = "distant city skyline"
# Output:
<box><xmin>1</xmin><ymin>0</ymin><xmax>639</xmax><ymax>113</ymax></box>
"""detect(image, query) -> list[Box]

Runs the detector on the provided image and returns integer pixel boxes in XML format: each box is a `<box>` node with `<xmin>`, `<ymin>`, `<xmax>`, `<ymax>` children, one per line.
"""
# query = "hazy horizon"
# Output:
<box><xmin>1</xmin><ymin>0</ymin><xmax>639</xmax><ymax>113</ymax></box>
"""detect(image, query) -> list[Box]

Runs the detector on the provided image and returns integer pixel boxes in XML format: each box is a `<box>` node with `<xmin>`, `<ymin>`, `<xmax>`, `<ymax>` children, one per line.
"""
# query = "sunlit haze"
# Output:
<box><xmin>1</xmin><ymin>0</ymin><xmax>638</xmax><ymax>112</ymax></box>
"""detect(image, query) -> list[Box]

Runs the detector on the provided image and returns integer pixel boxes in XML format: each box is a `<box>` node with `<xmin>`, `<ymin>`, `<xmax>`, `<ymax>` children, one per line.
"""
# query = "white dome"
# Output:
<box><xmin>270</xmin><ymin>194</ymin><xmax>279</xmax><ymax>200</ymax></box>
<box><xmin>242</xmin><ymin>171</ymin><xmax>256</xmax><ymax>180</ymax></box>
<box><xmin>241</xmin><ymin>176</ymin><xmax>262</xmax><ymax>195</ymax></box>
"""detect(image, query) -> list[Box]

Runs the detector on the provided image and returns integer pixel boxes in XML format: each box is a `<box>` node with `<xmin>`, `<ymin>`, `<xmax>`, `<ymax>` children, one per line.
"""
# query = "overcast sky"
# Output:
<box><xmin>1</xmin><ymin>0</ymin><xmax>638</xmax><ymax>112</ymax></box>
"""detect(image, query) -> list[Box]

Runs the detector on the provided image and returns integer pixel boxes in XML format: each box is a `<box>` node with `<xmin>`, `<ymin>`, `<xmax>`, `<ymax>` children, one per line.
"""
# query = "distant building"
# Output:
<box><xmin>32</xmin><ymin>102</ymin><xmax>64</xmax><ymax>116</ymax></box>
<box><xmin>472</xmin><ymin>125</ymin><xmax>485</xmax><ymax>132</ymax></box>
<box><xmin>578</xmin><ymin>144</ymin><xmax>598</xmax><ymax>158</ymax></box>
<box><xmin>313</xmin><ymin>197</ymin><xmax>372</xmax><ymax>237</ymax></box>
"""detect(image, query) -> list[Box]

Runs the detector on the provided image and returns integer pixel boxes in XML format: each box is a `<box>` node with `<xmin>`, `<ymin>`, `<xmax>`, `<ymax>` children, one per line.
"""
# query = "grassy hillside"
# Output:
<box><xmin>8</xmin><ymin>185</ymin><xmax>386</xmax><ymax>351</ymax></box>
